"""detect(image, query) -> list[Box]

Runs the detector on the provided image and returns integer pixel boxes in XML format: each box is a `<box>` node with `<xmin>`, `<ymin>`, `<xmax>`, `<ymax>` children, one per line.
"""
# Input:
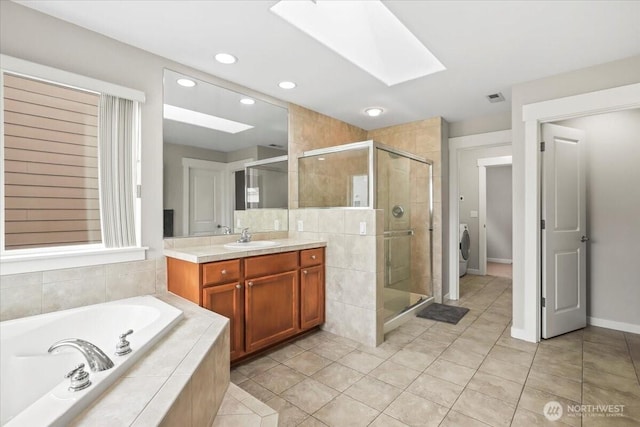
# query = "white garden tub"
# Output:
<box><xmin>0</xmin><ymin>295</ymin><xmax>183</xmax><ymax>426</ymax></box>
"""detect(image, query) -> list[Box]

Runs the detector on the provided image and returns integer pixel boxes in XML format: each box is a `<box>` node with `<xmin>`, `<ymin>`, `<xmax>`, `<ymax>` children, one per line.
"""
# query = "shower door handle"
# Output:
<box><xmin>383</xmin><ymin>229</ymin><xmax>415</xmax><ymax>237</ymax></box>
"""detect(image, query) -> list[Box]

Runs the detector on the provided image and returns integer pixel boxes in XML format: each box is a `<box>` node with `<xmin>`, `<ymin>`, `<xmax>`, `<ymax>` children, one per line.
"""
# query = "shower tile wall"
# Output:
<box><xmin>289</xmin><ymin>208</ymin><xmax>384</xmax><ymax>347</ymax></box>
<box><xmin>288</xmin><ymin>106</ymin><xmax>446</xmax><ymax>302</ymax></box>
<box><xmin>288</xmin><ymin>104</ymin><xmax>368</xmax><ymax>209</ymax></box>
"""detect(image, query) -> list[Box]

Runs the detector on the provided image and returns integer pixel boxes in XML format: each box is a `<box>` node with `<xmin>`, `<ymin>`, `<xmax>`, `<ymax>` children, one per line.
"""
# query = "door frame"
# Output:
<box><xmin>478</xmin><ymin>156</ymin><xmax>513</xmax><ymax>276</ymax></box>
<box><xmin>182</xmin><ymin>157</ymin><xmax>228</xmax><ymax>236</ymax></box>
<box><xmin>517</xmin><ymin>82</ymin><xmax>640</xmax><ymax>343</ymax></box>
<box><xmin>448</xmin><ymin>130</ymin><xmax>512</xmax><ymax>300</ymax></box>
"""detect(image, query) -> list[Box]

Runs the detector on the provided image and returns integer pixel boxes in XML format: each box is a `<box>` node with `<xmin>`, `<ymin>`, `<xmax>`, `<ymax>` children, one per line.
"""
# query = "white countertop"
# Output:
<box><xmin>163</xmin><ymin>238</ymin><xmax>326</xmax><ymax>264</ymax></box>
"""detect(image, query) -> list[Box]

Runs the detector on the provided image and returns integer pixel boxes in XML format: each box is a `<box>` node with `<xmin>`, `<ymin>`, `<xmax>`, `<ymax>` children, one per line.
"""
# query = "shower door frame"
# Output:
<box><xmin>299</xmin><ymin>140</ymin><xmax>435</xmax><ymax>333</ymax></box>
<box><xmin>375</xmin><ymin>143</ymin><xmax>435</xmax><ymax>328</ymax></box>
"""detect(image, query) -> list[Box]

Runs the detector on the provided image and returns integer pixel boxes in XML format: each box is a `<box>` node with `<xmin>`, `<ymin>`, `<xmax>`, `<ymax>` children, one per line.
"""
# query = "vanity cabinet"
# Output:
<box><xmin>202</xmin><ymin>282</ymin><xmax>244</xmax><ymax>360</ymax></box>
<box><xmin>300</xmin><ymin>248</ymin><xmax>325</xmax><ymax>330</ymax></box>
<box><xmin>167</xmin><ymin>247</ymin><xmax>325</xmax><ymax>362</ymax></box>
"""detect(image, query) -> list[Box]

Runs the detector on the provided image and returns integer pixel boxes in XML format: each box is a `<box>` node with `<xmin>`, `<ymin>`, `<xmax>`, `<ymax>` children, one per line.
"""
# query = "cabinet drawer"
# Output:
<box><xmin>203</xmin><ymin>259</ymin><xmax>240</xmax><ymax>286</ymax></box>
<box><xmin>300</xmin><ymin>248</ymin><xmax>324</xmax><ymax>267</ymax></box>
<box><xmin>245</xmin><ymin>252</ymin><xmax>298</xmax><ymax>278</ymax></box>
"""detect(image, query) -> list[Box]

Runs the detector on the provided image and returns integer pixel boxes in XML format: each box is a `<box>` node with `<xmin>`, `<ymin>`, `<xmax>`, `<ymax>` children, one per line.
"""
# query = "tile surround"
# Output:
<box><xmin>0</xmin><ymin>258</ymin><xmax>164</xmax><ymax>321</ymax></box>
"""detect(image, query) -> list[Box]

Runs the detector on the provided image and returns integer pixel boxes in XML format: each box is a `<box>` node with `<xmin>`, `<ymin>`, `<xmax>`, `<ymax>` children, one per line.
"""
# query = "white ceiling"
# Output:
<box><xmin>15</xmin><ymin>0</ymin><xmax>640</xmax><ymax>131</ymax></box>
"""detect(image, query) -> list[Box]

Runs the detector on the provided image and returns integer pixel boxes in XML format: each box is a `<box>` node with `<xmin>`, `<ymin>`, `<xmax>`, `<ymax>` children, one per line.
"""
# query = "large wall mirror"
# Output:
<box><xmin>163</xmin><ymin>69</ymin><xmax>288</xmax><ymax>237</ymax></box>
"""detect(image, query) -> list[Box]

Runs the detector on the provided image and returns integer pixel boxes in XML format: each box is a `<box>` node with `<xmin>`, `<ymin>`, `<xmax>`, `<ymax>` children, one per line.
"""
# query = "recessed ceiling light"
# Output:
<box><xmin>176</xmin><ymin>78</ymin><xmax>196</xmax><ymax>88</ymax></box>
<box><xmin>365</xmin><ymin>108</ymin><xmax>384</xmax><ymax>117</ymax></box>
<box><xmin>164</xmin><ymin>104</ymin><xmax>253</xmax><ymax>134</ymax></box>
<box><xmin>278</xmin><ymin>81</ymin><xmax>297</xmax><ymax>89</ymax></box>
<box><xmin>215</xmin><ymin>53</ymin><xmax>237</xmax><ymax>64</ymax></box>
<box><xmin>271</xmin><ymin>0</ymin><xmax>446</xmax><ymax>86</ymax></box>
<box><xmin>240</xmin><ymin>98</ymin><xmax>256</xmax><ymax>105</ymax></box>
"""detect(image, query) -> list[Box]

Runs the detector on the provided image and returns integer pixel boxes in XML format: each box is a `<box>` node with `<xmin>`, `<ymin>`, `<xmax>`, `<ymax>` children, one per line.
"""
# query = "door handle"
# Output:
<box><xmin>580</xmin><ymin>236</ymin><xmax>590</xmax><ymax>242</ymax></box>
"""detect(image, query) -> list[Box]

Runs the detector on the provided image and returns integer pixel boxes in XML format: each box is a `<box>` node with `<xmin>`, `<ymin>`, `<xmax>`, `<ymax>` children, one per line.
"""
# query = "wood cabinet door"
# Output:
<box><xmin>245</xmin><ymin>271</ymin><xmax>299</xmax><ymax>353</ymax></box>
<box><xmin>202</xmin><ymin>282</ymin><xmax>245</xmax><ymax>360</ymax></box>
<box><xmin>300</xmin><ymin>265</ymin><xmax>325</xmax><ymax>330</ymax></box>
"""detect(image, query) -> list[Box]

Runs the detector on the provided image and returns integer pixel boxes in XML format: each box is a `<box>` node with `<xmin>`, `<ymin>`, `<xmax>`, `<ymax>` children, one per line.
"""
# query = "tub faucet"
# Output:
<box><xmin>237</xmin><ymin>227</ymin><xmax>251</xmax><ymax>243</ymax></box>
<box><xmin>48</xmin><ymin>339</ymin><xmax>114</xmax><ymax>372</ymax></box>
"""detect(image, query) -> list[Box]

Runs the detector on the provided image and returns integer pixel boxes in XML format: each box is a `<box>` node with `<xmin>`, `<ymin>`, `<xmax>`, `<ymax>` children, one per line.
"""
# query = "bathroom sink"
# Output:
<box><xmin>223</xmin><ymin>241</ymin><xmax>280</xmax><ymax>250</ymax></box>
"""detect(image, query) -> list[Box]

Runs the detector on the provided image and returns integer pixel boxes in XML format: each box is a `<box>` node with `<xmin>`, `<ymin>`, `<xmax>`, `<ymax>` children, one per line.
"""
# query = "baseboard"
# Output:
<box><xmin>487</xmin><ymin>258</ymin><xmax>513</xmax><ymax>264</ymax></box>
<box><xmin>510</xmin><ymin>326</ymin><xmax>538</xmax><ymax>343</ymax></box>
<box><xmin>588</xmin><ymin>317</ymin><xmax>640</xmax><ymax>334</ymax></box>
<box><xmin>443</xmin><ymin>292</ymin><xmax>450</xmax><ymax>302</ymax></box>
<box><xmin>466</xmin><ymin>268</ymin><xmax>481</xmax><ymax>275</ymax></box>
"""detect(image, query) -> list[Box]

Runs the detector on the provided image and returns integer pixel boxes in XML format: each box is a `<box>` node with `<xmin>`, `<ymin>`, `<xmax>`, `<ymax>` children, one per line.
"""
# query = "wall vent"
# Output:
<box><xmin>486</xmin><ymin>92</ymin><xmax>505</xmax><ymax>103</ymax></box>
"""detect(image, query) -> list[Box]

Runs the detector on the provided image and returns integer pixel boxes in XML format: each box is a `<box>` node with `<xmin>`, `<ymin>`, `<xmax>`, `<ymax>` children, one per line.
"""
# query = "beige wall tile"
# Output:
<box><xmin>42</xmin><ymin>277</ymin><xmax>105</xmax><ymax>313</ymax></box>
<box><xmin>0</xmin><ymin>280</ymin><xmax>42</xmax><ymax>321</ymax></box>
<box><xmin>42</xmin><ymin>265</ymin><xmax>105</xmax><ymax>283</ymax></box>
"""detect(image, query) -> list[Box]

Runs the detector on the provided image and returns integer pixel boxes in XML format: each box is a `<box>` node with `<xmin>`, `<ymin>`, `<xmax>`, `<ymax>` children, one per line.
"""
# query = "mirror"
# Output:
<box><xmin>162</xmin><ymin>69</ymin><xmax>288</xmax><ymax>237</ymax></box>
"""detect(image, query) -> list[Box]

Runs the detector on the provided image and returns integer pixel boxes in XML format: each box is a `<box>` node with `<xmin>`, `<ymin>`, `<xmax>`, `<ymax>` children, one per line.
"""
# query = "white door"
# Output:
<box><xmin>541</xmin><ymin>124</ymin><xmax>587</xmax><ymax>339</ymax></box>
<box><xmin>189</xmin><ymin>167</ymin><xmax>224</xmax><ymax>235</ymax></box>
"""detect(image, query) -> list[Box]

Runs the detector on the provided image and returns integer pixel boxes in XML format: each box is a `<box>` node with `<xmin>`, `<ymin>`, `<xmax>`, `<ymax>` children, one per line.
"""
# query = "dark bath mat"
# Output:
<box><xmin>417</xmin><ymin>303</ymin><xmax>469</xmax><ymax>325</ymax></box>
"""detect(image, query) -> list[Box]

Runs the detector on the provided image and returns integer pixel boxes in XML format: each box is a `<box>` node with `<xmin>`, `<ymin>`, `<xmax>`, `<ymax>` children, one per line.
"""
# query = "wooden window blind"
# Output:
<box><xmin>3</xmin><ymin>73</ymin><xmax>102</xmax><ymax>249</ymax></box>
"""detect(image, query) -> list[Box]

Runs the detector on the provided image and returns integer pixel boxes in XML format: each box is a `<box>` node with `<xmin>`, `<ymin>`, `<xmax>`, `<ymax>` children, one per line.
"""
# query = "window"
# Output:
<box><xmin>0</xmin><ymin>55</ymin><xmax>146</xmax><ymax>275</ymax></box>
<box><xmin>3</xmin><ymin>73</ymin><xmax>102</xmax><ymax>250</ymax></box>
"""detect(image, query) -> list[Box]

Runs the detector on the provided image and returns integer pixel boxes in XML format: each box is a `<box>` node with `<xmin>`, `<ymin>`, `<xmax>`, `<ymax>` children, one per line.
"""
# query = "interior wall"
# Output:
<box><xmin>555</xmin><ymin>109</ymin><xmax>640</xmax><ymax>327</ymax></box>
<box><xmin>449</xmin><ymin>111</ymin><xmax>512</xmax><ymax>138</ymax></box>
<box><xmin>486</xmin><ymin>165</ymin><xmax>513</xmax><ymax>262</ymax></box>
<box><xmin>458</xmin><ymin>145</ymin><xmax>512</xmax><ymax>271</ymax></box>
<box><xmin>510</xmin><ymin>54</ymin><xmax>640</xmax><ymax>337</ymax></box>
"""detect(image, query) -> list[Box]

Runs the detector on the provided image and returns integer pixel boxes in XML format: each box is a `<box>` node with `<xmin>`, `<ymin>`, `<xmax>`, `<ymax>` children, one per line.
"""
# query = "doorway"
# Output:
<box><xmin>478</xmin><ymin>156</ymin><xmax>513</xmax><ymax>278</ymax></box>
<box><xmin>448</xmin><ymin>131</ymin><xmax>512</xmax><ymax>300</ymax></box>
<box><xmin>518</xmin><ymin>82</ymin><xmax>640</xmax><ymax>342</ymax></box>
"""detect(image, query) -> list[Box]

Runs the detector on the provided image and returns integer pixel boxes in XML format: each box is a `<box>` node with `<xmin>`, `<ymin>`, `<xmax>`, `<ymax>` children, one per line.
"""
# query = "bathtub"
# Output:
<box><xmin>0</xmin><ymin>295</ymin><xmax>183</xmax><ymax>426</ymax></box>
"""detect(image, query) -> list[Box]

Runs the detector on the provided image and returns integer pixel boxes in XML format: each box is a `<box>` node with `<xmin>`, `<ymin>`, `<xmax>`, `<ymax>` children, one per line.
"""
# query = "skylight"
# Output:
<box><xmin>270</xmin><ymin>0</ymin><xmax>445</xmax><ymax>86</ymax></box>
<box><xmin>163</xmin><ymin>104</ymin><xmax>253</xmax><ymax>134</ymax></box>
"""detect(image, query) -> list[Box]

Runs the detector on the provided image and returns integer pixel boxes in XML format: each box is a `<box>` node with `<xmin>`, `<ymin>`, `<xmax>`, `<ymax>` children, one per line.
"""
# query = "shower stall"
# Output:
<box><xmin>298</xmin><ymin>140</ymin><xmax>433</xmax><ymax>329</ymax></box>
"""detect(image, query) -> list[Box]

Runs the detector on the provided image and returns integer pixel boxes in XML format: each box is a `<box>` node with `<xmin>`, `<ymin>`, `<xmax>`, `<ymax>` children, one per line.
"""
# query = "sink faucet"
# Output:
<box><xmin>221</xmin><ymin>226</ymin><xmax>232</xmax><ymax>235</ymax></box>
<box><xmin>48</xmin><ymin>339</ymin><xmax>114</xmax><ymax>372</ymax></box>
<box><xmin>237</xmin><ymin>227</ymin><xmax>252</xmax><ymax>243</ymax></box>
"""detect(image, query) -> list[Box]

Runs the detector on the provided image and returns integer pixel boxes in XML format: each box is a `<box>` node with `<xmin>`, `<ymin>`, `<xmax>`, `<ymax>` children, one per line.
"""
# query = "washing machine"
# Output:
<box><xmin>459</xmin><ymin>223</ymin><xmax>470</xmax><ymax>277</ymax></box>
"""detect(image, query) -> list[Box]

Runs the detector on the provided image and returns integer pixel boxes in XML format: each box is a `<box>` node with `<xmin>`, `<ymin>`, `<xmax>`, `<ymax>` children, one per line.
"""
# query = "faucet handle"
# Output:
<box><xmin>65</xmin><ymin>363</ymin><xmax>91</xmax><ymax>392</ymax></box>
<box><xmin>115</xmin><ymin>329</ymin><xmax>134</xmax><ymax>356</ymax></box>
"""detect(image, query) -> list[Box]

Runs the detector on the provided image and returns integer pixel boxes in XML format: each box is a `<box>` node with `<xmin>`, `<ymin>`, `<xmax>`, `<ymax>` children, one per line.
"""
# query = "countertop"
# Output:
<box><xmin>163</xmin><ymin>238</ymin><xmax>327</xmax><ymax>264</ymax></box>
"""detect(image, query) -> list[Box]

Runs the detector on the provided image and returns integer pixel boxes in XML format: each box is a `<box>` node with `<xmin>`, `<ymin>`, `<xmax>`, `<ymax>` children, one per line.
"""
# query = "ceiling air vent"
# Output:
<box><xmin>486</xmin><ymin>92</ymin><xmax>505</xmax><ymax>103</ymax></box>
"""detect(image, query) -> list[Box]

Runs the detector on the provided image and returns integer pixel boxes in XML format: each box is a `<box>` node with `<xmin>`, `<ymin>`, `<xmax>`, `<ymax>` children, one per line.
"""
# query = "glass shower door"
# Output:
<box><xmin>377</xmin><ymin>149</ymin><xmax>432</xmax><ymax>321</ymax></box>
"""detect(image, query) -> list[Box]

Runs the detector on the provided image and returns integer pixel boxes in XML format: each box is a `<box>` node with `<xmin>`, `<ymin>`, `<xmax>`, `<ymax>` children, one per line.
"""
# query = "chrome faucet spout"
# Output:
<box><xmin>237</xmin><ymin>227</ymin><xmax>251</xmax><ymax>243</ymax></box>
<box><xmin>48</xmin><ymin>339</ymin><xmax>114</xmax><ymax>372</ymax></box>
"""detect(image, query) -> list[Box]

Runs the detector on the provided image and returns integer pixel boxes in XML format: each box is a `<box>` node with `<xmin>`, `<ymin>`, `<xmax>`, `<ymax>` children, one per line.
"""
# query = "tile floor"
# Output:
<box><xmin>230</xmin><ymin>273</ymin><xmax>640</xmax><ymax>426</ymax></box>
<box><xmin>486</xmin><ymin>262</ymin><xmax>512</xmax><ymax>279</ymax></box>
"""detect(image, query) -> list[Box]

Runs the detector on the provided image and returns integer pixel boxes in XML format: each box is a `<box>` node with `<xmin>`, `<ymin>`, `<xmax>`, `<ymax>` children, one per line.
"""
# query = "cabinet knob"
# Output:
<box><xmin>248</xmin><ymin>282</ymin><xmax>254</xmax><ymax>287</ymax></box>
<box><xmin>311</xmin><ymin>255</ymin><xmax>316</xmax><ymax>260</ymax></box>
<box><xmin>221</xmin><ymin>269</ymin><xmax>227</xmax><ymax>275</ymax></box>
<box><xmin>236</xmin><ymin>284</ymin><xmax>241</xmax><ymax>289</ymax></box>
<box><xmin>303</xmin><ymin>270</ymin><xmax>308</xmax><ymax>275</ymax></box>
